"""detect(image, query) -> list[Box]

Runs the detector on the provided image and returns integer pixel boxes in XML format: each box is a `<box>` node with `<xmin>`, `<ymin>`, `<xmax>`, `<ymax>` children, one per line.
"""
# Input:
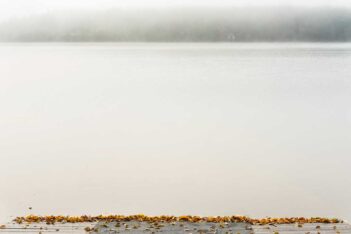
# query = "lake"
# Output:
<box><xmin>0</xmin><ymin>43</ymin><xmax>350</xmax><ymax>223</ymax></box>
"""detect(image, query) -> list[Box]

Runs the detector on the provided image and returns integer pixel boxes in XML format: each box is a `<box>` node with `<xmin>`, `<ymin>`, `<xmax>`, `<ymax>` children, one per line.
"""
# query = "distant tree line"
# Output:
<box><xmin>0</xmin><ymin>7</ymin><xmax>351</xmax><ymax>42</ymax></box>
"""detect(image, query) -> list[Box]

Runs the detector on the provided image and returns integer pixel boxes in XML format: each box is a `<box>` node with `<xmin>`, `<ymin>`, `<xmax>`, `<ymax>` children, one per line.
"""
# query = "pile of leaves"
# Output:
<box><xmin>14</xmin><ymin>215</ymin><xmax>341</xmax><ymax>225</ymax></box>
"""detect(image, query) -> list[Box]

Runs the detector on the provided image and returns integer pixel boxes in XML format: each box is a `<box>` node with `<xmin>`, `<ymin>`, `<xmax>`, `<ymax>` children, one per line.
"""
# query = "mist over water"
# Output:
<box><xmin>0</xmin><ymin>43</ymin><xmax>350</xmax><ymax>222</ymax></box>
<box><xmin>1</xmin><ymin>7</ymin><xmax>351</xmax><ymax>42</ymax></box>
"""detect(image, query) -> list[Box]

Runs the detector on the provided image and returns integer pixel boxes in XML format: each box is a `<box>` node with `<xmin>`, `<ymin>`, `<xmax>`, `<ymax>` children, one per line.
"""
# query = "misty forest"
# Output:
<box><xmin>0</xmin><ymin>7</ymin><xmax>351</xmax><ymax>42</ymax></box>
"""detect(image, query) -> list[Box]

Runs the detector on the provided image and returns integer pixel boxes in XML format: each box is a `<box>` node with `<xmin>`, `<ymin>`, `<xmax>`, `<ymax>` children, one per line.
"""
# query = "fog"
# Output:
<box><xmin>1</xmin><ymin>0</ymin><xmax>351</xmax><ymax>224</ymax></box>
<box><xmin>0</xmin><ymin>7</ymin><xmax>351</xmax><ymax>42</ymax></box>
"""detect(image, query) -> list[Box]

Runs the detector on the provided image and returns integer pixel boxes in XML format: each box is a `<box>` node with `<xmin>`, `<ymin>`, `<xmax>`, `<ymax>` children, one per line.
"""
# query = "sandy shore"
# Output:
<box><xmin>1</xmin><ymin>221</ymin><xmax>351</xmax><ymax>234</ymax></box>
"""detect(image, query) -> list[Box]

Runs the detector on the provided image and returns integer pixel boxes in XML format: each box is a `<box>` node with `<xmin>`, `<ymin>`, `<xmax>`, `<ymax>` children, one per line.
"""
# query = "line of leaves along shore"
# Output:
<box><xmin>14</xmin><ymin>215</ymin><xmax>342</xmax><ymax>225</ymax></box>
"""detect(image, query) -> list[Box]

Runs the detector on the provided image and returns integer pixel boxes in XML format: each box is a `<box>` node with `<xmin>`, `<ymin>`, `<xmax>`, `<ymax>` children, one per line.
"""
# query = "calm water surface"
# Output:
<box><xmin>0</xmin><ymin>43</ymin><xmax>350</xmax><ymax>222</ymax></box>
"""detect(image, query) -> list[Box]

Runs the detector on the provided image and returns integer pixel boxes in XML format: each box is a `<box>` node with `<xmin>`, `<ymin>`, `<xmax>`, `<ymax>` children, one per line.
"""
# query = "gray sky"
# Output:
<box><xmin>0</xmin><ymin>0</ymin><xmax>351</xmax><ymax>22</ymax></box>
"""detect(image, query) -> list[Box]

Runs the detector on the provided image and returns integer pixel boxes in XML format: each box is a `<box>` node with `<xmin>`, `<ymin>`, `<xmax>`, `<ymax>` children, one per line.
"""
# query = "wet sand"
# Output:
<box><xmin>2</xmin><ymin>222</ymin><xmax>350</xmax><ymax>234</ymax></box>
<box><xmin>0</xmin><ymin>222</ymin><xmax>96</xmax><ymax>234</ymax></box>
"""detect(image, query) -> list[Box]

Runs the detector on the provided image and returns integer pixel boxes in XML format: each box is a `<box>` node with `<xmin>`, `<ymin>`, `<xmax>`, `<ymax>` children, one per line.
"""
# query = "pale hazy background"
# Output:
<box><xmin>0</xmin><ymin>0</ymin><xmax>351</xmax><ymax>225</ymax></box>
<box><xmin>1</xmin><ymin>0</ymin><xmax>351</xmax><ymax>22</ymax></box>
